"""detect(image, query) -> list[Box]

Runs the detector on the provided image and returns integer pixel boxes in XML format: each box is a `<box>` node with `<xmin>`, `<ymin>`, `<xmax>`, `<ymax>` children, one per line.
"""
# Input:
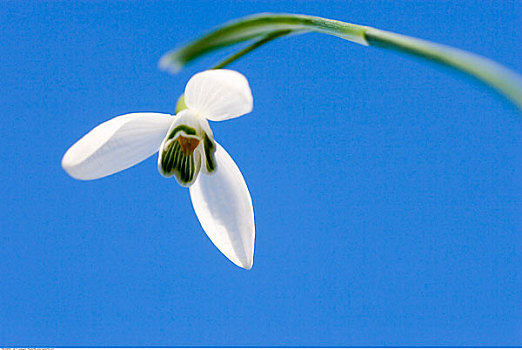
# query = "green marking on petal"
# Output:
<box><xmin>203</xmin><ymin>133</ymin><xmax>217</xmax><ymax>173</ymax></box>
<box><xmin>178</xmin><ymin>154</ymin><xmax>195</xmax><ymax>185</ymax></box>
<box><xmin>168</xmin><ymin>125</ymin><xmax>197</xmax><ymax>140</ymax></box>
<box><xmin>173</xmin><ymin>142</ymin><xmax>182</xmax><ymax>169</ymax></box>
<box><xmin>160</xmin><ymin>140</ymin><xmax>175</xmax><ymax>176</ymax></box>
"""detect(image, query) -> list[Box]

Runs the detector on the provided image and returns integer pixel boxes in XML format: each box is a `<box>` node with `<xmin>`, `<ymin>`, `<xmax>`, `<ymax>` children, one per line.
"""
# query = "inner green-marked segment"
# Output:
<box><xmin>160</xmin><ymin>138</ymin><xmax>199</xmax><ymax>185</ymax></box>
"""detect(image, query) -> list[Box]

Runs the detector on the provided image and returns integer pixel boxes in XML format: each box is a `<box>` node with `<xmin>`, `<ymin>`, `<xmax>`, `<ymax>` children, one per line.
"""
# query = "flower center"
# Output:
<box><xmin>159</xmin><ymin>130</ymin><xmax>202</xmax><ymax>187</ymax></box>
<box><xmin>177</xmin><ymin>135</ymin><xmax>201</xmax><ymax>156</ymax></box>
<box><xmin>157</xmin><ymin>109</ymin><xmax>217</xmax><ymax>187</ymax></box>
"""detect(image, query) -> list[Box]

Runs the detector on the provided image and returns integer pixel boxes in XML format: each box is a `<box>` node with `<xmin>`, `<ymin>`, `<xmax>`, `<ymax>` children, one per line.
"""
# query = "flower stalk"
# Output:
<box><xmin>160</xmin><ymin>13</ymin><xmax>522</xmax><ymax>110</ymax></box>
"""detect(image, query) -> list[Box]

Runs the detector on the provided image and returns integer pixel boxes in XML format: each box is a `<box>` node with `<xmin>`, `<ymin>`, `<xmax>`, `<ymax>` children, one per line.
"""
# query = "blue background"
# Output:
<box><xmin>1</xmin><ymin>0</ymin><xmax>521</xmax><ymax>346</ymax></box>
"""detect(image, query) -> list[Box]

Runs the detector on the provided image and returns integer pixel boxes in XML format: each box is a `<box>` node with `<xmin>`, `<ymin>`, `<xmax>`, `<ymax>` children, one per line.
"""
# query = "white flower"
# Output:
<box><xmin>61</xmin><ymin>69</ymin><xmax>255</xmax><ymax>269</ymax></box>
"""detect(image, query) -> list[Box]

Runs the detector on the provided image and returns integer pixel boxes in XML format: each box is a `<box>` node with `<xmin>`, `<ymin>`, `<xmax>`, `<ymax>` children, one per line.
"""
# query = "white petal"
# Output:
<box><xmin>184</xmin><ymin>69</ymin><xmax>253</xmax><ymax>121</ymax></box>
<box><xmin>62</xmin><ymin>113</ymin><xmax>175</xmax><ymax>180</ymax></box>
<box><xmin>189</xmin><ymin>142</ymin><xmax>255</xmax><ymax>269</ymax></box>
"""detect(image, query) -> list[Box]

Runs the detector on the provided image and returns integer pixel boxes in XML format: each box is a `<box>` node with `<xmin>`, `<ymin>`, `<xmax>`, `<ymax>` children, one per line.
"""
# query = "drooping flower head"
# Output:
<box><xmin>62</xmin><ymin>70</ymin><xmax>255</xmax><ymax>269</ymax></box>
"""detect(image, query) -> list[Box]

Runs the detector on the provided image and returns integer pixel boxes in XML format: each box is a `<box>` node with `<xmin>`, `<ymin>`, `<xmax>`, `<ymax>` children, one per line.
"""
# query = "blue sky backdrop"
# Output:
<box><xmin>1</xmin><ymin>0</ymin><xmax>521</xmax><ymax>346</ymax></box>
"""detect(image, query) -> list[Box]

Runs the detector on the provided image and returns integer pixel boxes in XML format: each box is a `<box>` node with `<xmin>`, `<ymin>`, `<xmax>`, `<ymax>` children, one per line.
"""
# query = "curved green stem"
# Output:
<box><xmin>364</xmin><ymin>29</ymin><xmax>522</xmax><ymax>109</ymax></box>
<box><xmin>211</xmin><ymin>30</ymin><xmax>291</xmax><ymax>70</ymax></box>
<box><xmin>160</xmin><ymin>13</ymin><xmax>522</xmax><ymax>110</ymax></box>
<box><xmin>159</xmin><ymin>13</ymin><xmax>370</xmax><ymax>71</ymax></box>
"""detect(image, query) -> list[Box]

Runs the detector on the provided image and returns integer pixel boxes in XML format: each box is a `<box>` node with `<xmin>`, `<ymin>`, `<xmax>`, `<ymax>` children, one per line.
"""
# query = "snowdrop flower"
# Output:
<box><xmin>62</xmin><ymin>69</ymin><xmax>255</xmax><ymax>269</ymax></box>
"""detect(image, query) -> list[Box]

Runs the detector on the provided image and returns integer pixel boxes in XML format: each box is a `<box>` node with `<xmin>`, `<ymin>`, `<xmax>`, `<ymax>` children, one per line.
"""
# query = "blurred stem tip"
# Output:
<box><xmin>160</xmin><ymin>13</ymin><xmax>522</xmax><ymax>110</ymax></box>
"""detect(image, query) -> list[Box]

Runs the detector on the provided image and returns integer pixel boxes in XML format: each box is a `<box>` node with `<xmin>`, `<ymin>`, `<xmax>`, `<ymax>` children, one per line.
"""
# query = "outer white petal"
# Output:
<box><xmin>189</xmin><ymin>142</ymin><xmax>255</xmax><ymax>269</ymax></box>
<box><xmin>184</xmin><ymin>69</ymin><xmax>253</xmax><ymax>121</ymax></box>
<box><xmin>62</xmin><ymin>113</ymin><xmax>175</xmax><ymax>180</ymax></box>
